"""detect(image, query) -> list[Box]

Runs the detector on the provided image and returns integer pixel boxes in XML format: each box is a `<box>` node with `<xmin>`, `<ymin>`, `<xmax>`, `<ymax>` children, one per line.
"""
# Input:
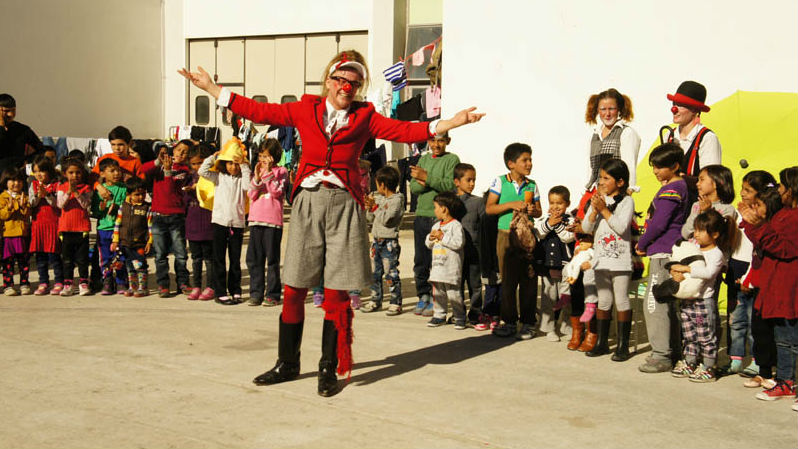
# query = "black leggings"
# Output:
<box><xmin>189</xmin><ymin>240</ymin><xmax>213</xmax><ymax>288</ymax></box>
<box><xmin>61</xmin><ymin>232</ymin><xmax>89</xmax><ymax>282</ymax></box>
<box><xmin>211</xmin><ymin>225</ymin><xmax>243</xmax><ymax>297</ymax></box>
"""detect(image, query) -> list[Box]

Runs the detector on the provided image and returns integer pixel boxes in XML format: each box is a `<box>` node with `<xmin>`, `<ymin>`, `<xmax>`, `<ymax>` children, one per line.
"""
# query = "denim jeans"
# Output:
<box><xmin>371</xmin><ymin>238</ymin><xmax>402</xmax><ymax>306</ymax></box>
<box><xmin>773</xmin><ymin>318</ymin><xmax>798</xmax><ymax>382</ymax></box>
<box><xmin>729</xmin><ymin>288</ymin><xmax>756</xmax><ymax>358</ymax></box>
<box><xmin>413</xmin><ymin>216</ymin><xmax>435</xmax><ymax>299</ymax></box>
<box><xmin>35</xmin><ymin>252</ymin><xmax>63</xmax><ymax>285</ymax></box>
<box><xmin>151</xmin><ymin>214</ymin><xmax>189</xmax><ymax>289</ymax></box>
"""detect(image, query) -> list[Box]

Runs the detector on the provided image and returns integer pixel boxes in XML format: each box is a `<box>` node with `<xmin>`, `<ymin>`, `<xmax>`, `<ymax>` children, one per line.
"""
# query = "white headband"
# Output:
<box><xmin>329</xmin><ymin>60</ymin><xmax>366</xmax><ymax>79</ymax></box>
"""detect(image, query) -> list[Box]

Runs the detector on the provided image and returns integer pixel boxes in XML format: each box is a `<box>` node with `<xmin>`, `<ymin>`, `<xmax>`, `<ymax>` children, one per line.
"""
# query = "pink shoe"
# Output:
<box><xmin>198</xmin><ymin>287</ymin><xmax>215</xmax><ymax>301</ymax></box>
<box><xmin>34</xmin><ymin>283</ymin><xmax>49</xmax><ymax>296</ymax></box>
<box><xmin>580</xmin><ymin>303</ymin><xmax>597</xmax><ymax>323</ymax></box>
<box><xmin>474</xmin><ymin>314</ymin><xmax>492</xmax><ymax>331</ymax></box>
<box><xmin>187</xmin><ymin>287</ymin><xmax>201</xmax><ymax>301</ymax></box>
<box><xmin>350</xmin><ymin>293</ymin><xmax>361</xmax><ymax>310</ymax></box>
<box><xmin>49</xmin><ymin>283</ymin><xmax>64</xmax><ymax>295</ymax></box>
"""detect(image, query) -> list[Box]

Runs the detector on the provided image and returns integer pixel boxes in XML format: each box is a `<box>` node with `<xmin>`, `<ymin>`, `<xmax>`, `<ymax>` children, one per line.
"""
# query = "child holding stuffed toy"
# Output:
<box><xmin>670</xmin><ymin>209</ymin><xmax>729</xmax><ymax>382</ymax></box>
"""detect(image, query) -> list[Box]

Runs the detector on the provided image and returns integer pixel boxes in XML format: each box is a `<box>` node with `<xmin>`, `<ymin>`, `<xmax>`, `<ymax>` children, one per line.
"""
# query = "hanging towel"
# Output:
<box><xmin>383</xmin><ymin>61</ymin><xmax>407</xmax><ymax>92</ymax></box>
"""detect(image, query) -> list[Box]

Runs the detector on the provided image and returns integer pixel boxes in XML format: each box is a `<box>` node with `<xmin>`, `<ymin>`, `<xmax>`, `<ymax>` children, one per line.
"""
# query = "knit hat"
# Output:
<box><xmin>667</xmin><ymin>81</ymin><xmax>710</xmax><ymax>112</ymax></box>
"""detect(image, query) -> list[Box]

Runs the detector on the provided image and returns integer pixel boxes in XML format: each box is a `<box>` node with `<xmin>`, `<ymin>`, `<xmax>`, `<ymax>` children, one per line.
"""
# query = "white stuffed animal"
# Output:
<box><xmin>653</xmin><ymin>240</ymin><xmax>706</xmax><ymax>302</ymax></box>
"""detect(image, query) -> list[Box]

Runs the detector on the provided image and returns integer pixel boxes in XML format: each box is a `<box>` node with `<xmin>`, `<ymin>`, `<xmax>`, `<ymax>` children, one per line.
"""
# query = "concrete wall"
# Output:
<box><xmin>0</xmin><ymin>0</ymin><xmax>163</xmax><ymax>139</ymax></box>
<box><xmin>442</xmin><ymin>0</ymin><xmax>798</xmax><ymax>202</ymax></box>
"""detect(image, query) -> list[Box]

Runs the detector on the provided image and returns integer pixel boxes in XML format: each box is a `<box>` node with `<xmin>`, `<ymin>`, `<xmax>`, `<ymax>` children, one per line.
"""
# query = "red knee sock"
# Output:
<box><xmin>282</xmin><ymin>285</ymin><xmax>308</xmax><ymax>323</ymax></box>
<box><xmin>322</xmin><ymin>288</ymin><xmax>354</xmax><ymax>378</ymax></box>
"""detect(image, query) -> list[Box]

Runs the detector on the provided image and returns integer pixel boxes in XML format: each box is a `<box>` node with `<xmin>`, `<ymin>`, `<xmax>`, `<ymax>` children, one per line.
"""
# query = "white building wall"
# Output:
<box><xmin>442</xmin><ymin>0</ymin><xmax>798</xmax><ymax>203</ymax></box>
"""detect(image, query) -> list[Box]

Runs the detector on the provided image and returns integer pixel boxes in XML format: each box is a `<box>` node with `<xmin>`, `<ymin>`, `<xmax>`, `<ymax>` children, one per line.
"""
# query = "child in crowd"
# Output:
<box><xmin>425</xmin><ymin>191</ymin><xmax>465</xmax><ymax>328</ymax></box>
<box><xmin>486</xmin><ymin>143</ymin><xmax>541</xmax><ymax>340</ymax></box>
<box><xmin>91</xmin><ymin>158</ymin><xmax>128</xmax><ymax>295</ymax></box>
<box><xmin>362</xmin><ymin>166</ymin><xmax>405</xmax><ymax>315</ymax></box>
<box><xmin>454</xmin><ymin>163</ymin><xmax>486</xmax><ymax>325</ymax></box>
<box><xmin>143</xmin><ymin>141</ymin><xmax>191</xmax><ymax>297</ymax></box>
<box><xmin>56</xmin><ymin>158</ymin><xmax>93</xmax><ymax>296</ymax></box>
<box><xmin>563</xmin><ymin>235</ymin><xmax>594</xmax><ymax>318</ymax></box>
<box><xmin>184</xmin><ymin>144</ymin><xmax>216</xmax><ymax>301</ymax></box>
<box><xmin>534</xmin><ymin>186</ymin><xmax>575</xmax><ymax>342</ymax></box>
<box><xmin>582</xmin><ymin>159</ymin><xmax>636</xmax><ymax>361</ymax></box>
<box><xmin>635</xmin><ymin>143</ymin><xmax>690</xmax><ymax>372</ymax></box>
<box><xmin>670</xmin><ymin>209</ymin><xmax>730</xmax><ymax>382</ymax></box>
<box><xmin>743</xmin><ymin>167</ymin><xmax>798</xmax><ymax>402</ymax></box>
<box><xmin>29</xmin><ymin>156</ymin><xmax>64</xmax><ymax>295</ymax></box>
<box><xmin>198</xmin><ymin>139</ymin><xmax>251</xmax><ymax>304</ymax></box>
<box><xmin>735</xmin><ymin>170</ymin><xmax>779</xmax><ymax>386</ymax></box>
<box><xmin>474</xmin><ymin>191</ymin><xmax>501</xmax><ymax>331</ymax></box>
<box><xmin>1</xmin><ymin>168</ymin><xmax>31</xmax><ymax>295</ymax></box>
<box><xmin>111</xmin><ymin>177</ymin><xmax>152</xmax><ymax>297</ymax></box>
<box><xmin>93</xmin><ymin>126</ymin><xmax>142</xmax><ymax>183</ymax></box>
<box><xmin>410</xmin><ymin>132</ymin><xmax>460</xmax><ymax>316</ymax></box>
<box><xmin>246</xmin><ymin>138</ymin><xmax>288</xmax><ymax>307</ymax></box>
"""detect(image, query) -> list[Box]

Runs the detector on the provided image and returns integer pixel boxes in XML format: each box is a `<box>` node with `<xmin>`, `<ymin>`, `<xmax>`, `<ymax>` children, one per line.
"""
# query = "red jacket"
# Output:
<box><xmin>743</xmin><ymin>207</ymin><xmax>798</xmax><ymax>319</ymax></box>
<box><xmin>141</xmin><ymin>160</ymin><xmax>190</xmax><ymax>215</ymax></box>
<box><xmin>228</xmin><ymin>93</ymin><xmax>431</xmax><ymax>205</ymax></box>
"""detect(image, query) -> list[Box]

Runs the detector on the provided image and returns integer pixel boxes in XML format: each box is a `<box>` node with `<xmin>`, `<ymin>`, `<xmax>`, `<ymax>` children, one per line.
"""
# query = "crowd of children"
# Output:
<box><xmin>2</xmin><ymin>114</ymin><xmax>797</xmax><ymax>409</ymax></box>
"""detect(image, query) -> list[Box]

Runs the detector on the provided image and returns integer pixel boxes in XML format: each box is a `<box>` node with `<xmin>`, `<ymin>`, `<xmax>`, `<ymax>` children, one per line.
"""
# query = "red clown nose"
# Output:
<box><xmin>671</xmin><ymin>106</ymin><xmax>679</xmax><ymax>114</ymax></box>
<box><xmin>341</xmin><ymin>83</ymin><xmax>353</xmax><ymax>93</ymax></box>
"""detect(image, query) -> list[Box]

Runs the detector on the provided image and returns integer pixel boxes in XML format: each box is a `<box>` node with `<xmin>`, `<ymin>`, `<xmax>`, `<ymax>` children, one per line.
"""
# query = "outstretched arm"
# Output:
<box><xmin>178</xmin><ymin>66</ymin><xmax>222</xmax><ymax>99</ymax></box>
<box><xmin>434</xmin><ymin>107</ymin><xmax>486</xmax><ymax>135</ymax></box>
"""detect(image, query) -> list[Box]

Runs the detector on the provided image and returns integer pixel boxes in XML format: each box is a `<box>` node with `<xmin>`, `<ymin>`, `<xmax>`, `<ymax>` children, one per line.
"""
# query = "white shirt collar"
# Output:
<box><xmin>675</xmin><ymin>122</ymin><xmax>705</xmax><ymax>144</ymax></box>
<box><xmin>324</xmin><ymin>99</ymin><xmax>350</xmax><ymax>135</ymax></box>
<box><xmin>593</xmin><ymin>119</ymin><xmax>627</xmax><ymax>138</ymax></box>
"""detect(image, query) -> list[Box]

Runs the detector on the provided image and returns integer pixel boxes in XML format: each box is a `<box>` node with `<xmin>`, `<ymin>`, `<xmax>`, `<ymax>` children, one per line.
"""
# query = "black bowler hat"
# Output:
<box><xmin>667</xmin><ymin>80</ymin><xmax>710</xmax><ymax>112</ymax></box>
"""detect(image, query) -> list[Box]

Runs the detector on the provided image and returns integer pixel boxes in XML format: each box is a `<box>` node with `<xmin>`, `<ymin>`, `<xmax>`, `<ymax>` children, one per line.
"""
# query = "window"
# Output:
<box><xmin>195</xmin><ymin>96</ymin><xmax>210</xmax><ymax>125</ymax></box>
<box><xmin>252</xmin><ymin>95</ymin><xmax>268</xmax><ymax>103</ymax></box>
<box><xmin>405</xmin><ymin>25</ymin><xmax>441</xmax><ymax>81</ymax></box>
<box><xmin>281</xmin><ymin>95</ymin><xmax>297</xmax><ymax>104</ymax></box>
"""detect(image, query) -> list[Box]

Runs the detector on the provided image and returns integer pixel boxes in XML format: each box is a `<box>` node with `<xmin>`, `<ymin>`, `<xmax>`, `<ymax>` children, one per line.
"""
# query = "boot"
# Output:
<box><xmin>135</xmin><ymin>271</ymin><xmax>149</xmax><ymax>297</ymax></box>
<box><xmin>318</xmin><ymin>319</ymin><xmax>339</xmax><ymax>397</ymax></box>
<box><xmin>253</xmin><ymin>315</ymin><xmax>304</xmax><ymax>385</ymax></box>
<box><xmin>578</xmin><ymin>318</ymin><xmax>598</xmax><ymax>352</ymax></box>
<box><xmin>586</xmin><ymin>309</ymin><xmax>611</xmax><ymax>357</ymax></box>
<box><xmin>612</xmin><ymin>310</ymin><xmax>632</xmax><ymax>362</ymax></box>
<box><xmin>125</xmin><ymin>275</ymin><xmax>138</xmax><ymax>297</ymax></box>
<box><xmin>566</xmin><ymin>316</ymin><xmax>584</xmax><ymax>351</ymax></box>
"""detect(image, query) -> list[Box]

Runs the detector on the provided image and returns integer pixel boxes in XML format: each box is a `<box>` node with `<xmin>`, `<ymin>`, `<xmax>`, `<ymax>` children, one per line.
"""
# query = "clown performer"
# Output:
<box><xmin>179</xmin><ymin>50</ymin><xmax>484</xmax><ymax>397</ymax></box>
<box><xmin>661</xmin><ymin>80</ymin><xmax>722</xmax><ymax>177</ymax></box>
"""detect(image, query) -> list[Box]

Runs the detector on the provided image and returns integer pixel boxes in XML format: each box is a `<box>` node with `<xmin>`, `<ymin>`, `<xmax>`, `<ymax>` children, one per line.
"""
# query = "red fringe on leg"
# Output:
<box><xmin>322</xmin><ymin>289</ymin><xmax>354</xmax><ymax>379</ymax></box>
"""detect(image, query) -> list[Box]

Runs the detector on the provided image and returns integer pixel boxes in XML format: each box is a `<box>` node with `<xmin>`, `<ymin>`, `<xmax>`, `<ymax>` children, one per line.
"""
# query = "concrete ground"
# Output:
<box><xmin>0</xmin><ymin>228</ymin><xmax>795</xmax><ymax>448</ymax></box>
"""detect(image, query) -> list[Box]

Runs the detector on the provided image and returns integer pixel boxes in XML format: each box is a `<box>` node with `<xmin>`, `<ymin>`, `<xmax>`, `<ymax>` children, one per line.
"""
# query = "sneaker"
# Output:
<box><xmin>158</xmin><ymin>287</ymin><xmax>170</xmax><ymax>298</ymax></box>
<box><xmin>689</xmin><ymin>364</ymin><xmax>717</xmax><ymax>383</ymax></box>
<box><xmin>493</xmin><ymin>322</ymin><xmax>517</xmax><ymax>338</ymax></box>
<box><xmin>350</xmin><ymin>293</ymin><xmax>361</xmax><ymax>310</ymax></box>
<box><xmin>517</xmin><ymin>324</ymin><xmax>534</xmax><ymax>340</ymax></box>
<box><xmin>422</xmin><ymin>302</ymin><xmax>435</xmax><ymax>317</ymax></box>
<box><xmin>263</xmin><ymin>297</ymin><xmax>280</xmax><ymax>307</ymax></box>
<box><xmin>123</xmin><ymin>288</ymin><xmax>136</xmax><ymax>298</ymax></box>
<box><xmin>248</xmin><ymin>297</ymin><xmax>264</xmax><ymax>306</ymax></box>
<box><xmin>233</xmin><ymin>294</ymin><xmax>243</xmax><ymax>303</ymax></box>
<box><xmin>49</xmin><ymin>283</ymin><xmax>64</xmax><ymax>295</ymax></box>
<box><xmin>385</xmin><ymin>304</ymin><xmax>402</xmax><ymax>316</ymax></box>
<box><xmin>427</xmin><ymin>317</ymin><xmax>446</xmax><ymax>327</ymax></box>
<box><xmin>727</xmin><ymin>358</ymin><xmax>743</xmax><ymax>374</ymax></box>
<box><xmin>741</xmin><ymin>363</ymin><xmax>759</xmax><ymax>378</ymax></box>
<box><xmin>312</xmin><ymin>291</ymin><xmax>324</xmax><ymax>307</ymax></box>
<box><xmin>453</xmin><ymin>319</ymin><xmax>467</xmax><ymax>330</ymax></box>
<box><xmin>134</xmin><ymin>287</ymin><xmax>149</xmax><ymax>298</ymax></box>
<box><xmin>60</xmin><ymin>283</ymin><xmax>75</xmax><ymax>297</ymax></box>
<box><xmin>180</xmin><ymin>285</ymin><xmax>193</xmax><ymax>295</ymax></box>
<box><xmin>34</xmin><ymin>283</ymin><xmax>49</xmax><ymax>296</ymax></box>
<box><xmin>474</xmin><ymin>314</ymin><xmax>492</xmax><ymax>331</ymax></box>
<box><xmin>78</xmin><ymin>283</ymin><xmax>91</xmax><ymax>296</ymax></box>
<box><xmin>187</xmin><ymin>287</ymin><xmax>201</xmax><ymax>301</ymax></box>
<box><xmin>101</xmin><ymin>280</ymin><xmax>114</xmax><ymax>296</ymax></box>
<box><xmin>19</xmin><ymin>284</ymin><xmax>32</xmax><ymax>295</ymax></box>
<box><xmin>414</xmin><ymin>295</ymin><xmax>430</xmax><ymax>315</ymax></box>
<box><xmin>3</xmin><ymin>286</ymin><xmax>18</xmax><ymax>296</ymax></box>
<box><xmin>756</xmin><ymin>380</ymin><xmax>795</xmax><ymax>401</ymax></box>
<box><xmin>638</xmin><ymin>358</ymin><xmax>672</xmax><ymax>374</ymax></box>
<box><xmin>360</xmin><ymin>301</ymin><xmax>381</xmax><ymax>313</ymax></box>
<box><xmin>744</xmin><ymin>375</ymin><xmax>777</xmax><ymax>389</ymax></box>
<box><xmin>671</xmin><ymin>360</ymin><xmax>697</xmax><ymax>378</ymax></box>
<box><xmin>198</xmin><ymin>287</ymin><xmax>215</xmax><ymax>301</ymax></box>
<box><xmin>545</xmin><ymin>331</ymin><xmax>560</xmax><ymax>342</ymax></box>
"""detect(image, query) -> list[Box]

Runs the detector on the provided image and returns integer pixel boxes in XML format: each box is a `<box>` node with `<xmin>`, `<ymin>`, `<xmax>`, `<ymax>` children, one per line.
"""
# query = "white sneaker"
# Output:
<box><xmin>19</xmin><ymin>284</ymin><xmax>32</xmax><ymax>295</ymax></box>
<box><xmin>78</xmin><ymin>283</ymin><xmax>91</xmax><ymax>296</ymax></box>
<box><xmin>60</xmin><ymin>283</ymin><xmax>75</xmax><ymax>297</ymax></box>
<box><xmin>4</xmin><ymin>286</ymin><xmax>18</xmax><ymax>296</ymax></box>
<box><xmin>516</xmin><ymin>324</ymin><xmax>534</xmax><ymax>340</ymax></box>
<box><xmin>546</xmin><ymin>331</ymin><xmax>560</xmax><ymax>342</ymax></box>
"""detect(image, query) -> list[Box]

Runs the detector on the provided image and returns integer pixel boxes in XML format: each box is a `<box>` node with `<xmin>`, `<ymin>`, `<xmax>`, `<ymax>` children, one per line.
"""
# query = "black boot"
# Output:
<box><xmin>253</xmin><ymin>315</ymin><xmax>303</xmax><ymax>385</ymax></box>
<box><xmin>612</xmin><ymin>310</ymin><xmax>632</xmax><ymax>362</ymax></box>
<box><xmin>318</xmin><ymin>319</ymin><xmax>340</xmax><ymax>397</ymax></box>
<box><xmin>586</xmin><ymin>309</ymin><xmax>611</xmax><ymax>357</ymax></box>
